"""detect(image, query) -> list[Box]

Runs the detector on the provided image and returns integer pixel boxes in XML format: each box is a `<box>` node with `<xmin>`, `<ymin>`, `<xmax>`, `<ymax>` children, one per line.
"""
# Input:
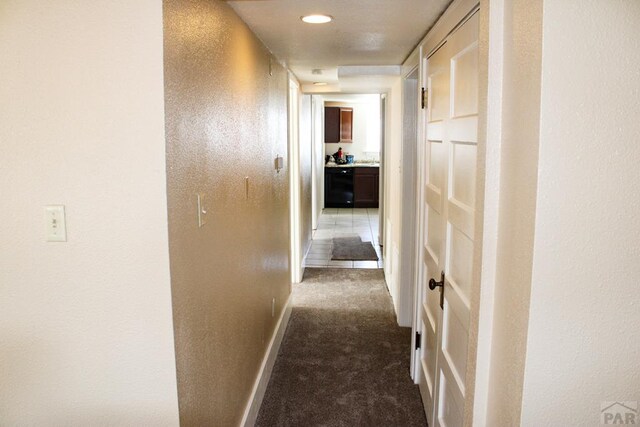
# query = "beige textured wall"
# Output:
<box><xmin>163</xmin><ymin>1</ymin><xmax>291</xmax><ymax>425</ymax></box>
<box><xmin>521</xmin><ymin>1</ymin><xmax>640</xmax><ymax>424</ymax></box>
<box><xmin>488</xmin><ymin>0</ymin><xmax>543</xmax><ymax>424</ymax></box>
<box><xmin>477</xmin><ymin>0</ymin><xmax>544</xmax><ymax>425</ymax></box>
<box><xmin>0</xmin><ymin>1</ymin><xmax>179</xmax><ymax>425</ymax></box>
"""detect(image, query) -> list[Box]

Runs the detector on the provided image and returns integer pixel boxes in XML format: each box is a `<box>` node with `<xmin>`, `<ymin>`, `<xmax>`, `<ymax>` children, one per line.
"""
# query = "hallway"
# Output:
<box><xmin>4</xmin><ymin>1</ymin><xmax>640</xmax><ymax>425</ymax></box>
<box><xmin>256</xmin><ymin>268</ymin><xmax>426</xmax><ymax>426</ymax></box>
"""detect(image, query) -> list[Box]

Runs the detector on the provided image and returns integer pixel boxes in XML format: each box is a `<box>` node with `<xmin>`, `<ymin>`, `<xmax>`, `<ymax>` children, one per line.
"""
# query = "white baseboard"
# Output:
<box><xmin>300</xmin><ymin>240</ymin><xmax>312</xmax><ymax>275</ymax></box>
<box><xmin>240</xmin><ymin>295</ymin><xmax>292</xmax><ymax>427</ymax></box>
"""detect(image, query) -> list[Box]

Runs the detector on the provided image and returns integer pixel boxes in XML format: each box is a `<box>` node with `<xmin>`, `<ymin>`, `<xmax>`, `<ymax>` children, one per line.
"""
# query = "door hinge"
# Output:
<box><xmin>415</xmin><ymin>331</ymin><xmax>421</xmax><ymax>350</ymax></box>
<box><xmin>421</xmin><ymin>87</ymin><xmax>428</xmax><ymax>109</ymax></box>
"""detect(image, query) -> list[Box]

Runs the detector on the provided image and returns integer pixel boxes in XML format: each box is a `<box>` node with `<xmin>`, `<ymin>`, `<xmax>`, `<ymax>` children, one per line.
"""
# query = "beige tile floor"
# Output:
<box><xmin>305</xmin><ymin>208</ymin><xmax>383</xmax><ymax>269</ymax></box>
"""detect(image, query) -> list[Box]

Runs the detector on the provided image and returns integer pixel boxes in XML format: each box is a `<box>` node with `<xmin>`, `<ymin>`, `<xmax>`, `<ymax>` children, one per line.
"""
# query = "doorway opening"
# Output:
<box><xmin>306</xmin><ymin>93</ymin><xmax>383</xmax><ymax>270</ymax></box>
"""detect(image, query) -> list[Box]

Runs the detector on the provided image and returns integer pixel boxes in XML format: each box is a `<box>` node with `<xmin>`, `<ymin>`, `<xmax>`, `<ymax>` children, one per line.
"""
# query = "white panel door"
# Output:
<box><xmin>418</xmin><ymin>35</ymin><xmax>449</xmax><ymax>427</ymax></box>
<box><xmin>417</xmin><ymin>11</ymin><xmax>479</xmax><ymax>427</ymax></box>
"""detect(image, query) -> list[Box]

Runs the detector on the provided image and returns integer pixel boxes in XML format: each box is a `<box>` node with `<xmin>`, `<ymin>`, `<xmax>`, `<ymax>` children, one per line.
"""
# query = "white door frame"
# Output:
<box><xmin>310</xmin><ymin>95</ymin><xmax>325</xmax><ymax>230</ymax></box>
<box><xmin>410</xmin><ymin>49</ymin><xmax>426</xmax><ymax>379</ymax></box>
<box><xmin>397</xmin><ymin>65</ymin><xmax>420</xmax><ymax>328</ymax></box>
<box><xmin>288</xmin><ymin>77</ymin><xmax>302</xmax><ymax>283</ymax></box>
<box><xmin>378</xmin><ymin>94</ymin><xmax>386</xmax><ymax>247</ymax></box>
<box><xmin>310</xmin><ymin>95</ymin><xmax>318</xmax><ymax>230</ymax></box>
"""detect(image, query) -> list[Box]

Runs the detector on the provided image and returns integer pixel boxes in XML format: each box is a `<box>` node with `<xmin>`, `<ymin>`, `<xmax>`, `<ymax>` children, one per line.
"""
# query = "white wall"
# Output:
<box><xmin>520</xmin><ymin>1</ymin><xmax>640</xmax><ymax>425</ymax></box>
<box><xmin>324</xmin><ymin>97</ymin><xmax>381</xmax><ymax>162</ymax></box>
<box><xmin>289</xmin><ymin>80</ymin><xmax>303</xmax><ymax>283</ymax></box>
<box><xmin>473</xmin><ymin>0</ymin><xmax>544</xmax><ymax>425</ymax></box>
<box><xmin>300</xmin><ymin>95</ymin><xmax>313</xmax><ymax>260</ymax></box>
<box><xmin>311</xmin><ymin>95</ymin><xmax>325</xmax><ymax>226</ymax></box>
<box><xmin>0</xmin><ymin>1</ymin><xmax>179</xmax><ymax>425</ymax></box>
<box><xmin>383</xmin><ymin>78</ymin><xmax>403</xmax><ymax>301</ymax></box>
<box><xmin>396</xmin><ymin>70</ymin><xmax>419</xmax><ymax>328</ymax></box>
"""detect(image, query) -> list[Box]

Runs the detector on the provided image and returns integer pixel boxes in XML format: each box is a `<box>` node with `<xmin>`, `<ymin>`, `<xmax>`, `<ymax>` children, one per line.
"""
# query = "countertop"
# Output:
<box><xmin>325</xmin><ymin>162</ymin><xmax>380</xmax><ymax>168</ymax></box>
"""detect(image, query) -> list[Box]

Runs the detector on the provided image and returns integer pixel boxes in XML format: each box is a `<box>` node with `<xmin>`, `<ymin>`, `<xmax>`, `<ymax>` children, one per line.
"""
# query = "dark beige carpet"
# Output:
<box><xmin>256</xmin><ymin>268</ymin><xmax>427</xmax><ymax>427</ymax></box>
<box><xmin>331</xmin><ymin>236</ymin><xmax>379</xmax><ymax>261</ymax></box>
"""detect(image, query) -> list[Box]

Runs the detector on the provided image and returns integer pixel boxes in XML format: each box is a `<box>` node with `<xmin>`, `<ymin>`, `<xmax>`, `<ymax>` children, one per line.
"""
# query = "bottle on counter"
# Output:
<box><xmin>332</xmin><ymin>147</ymin><xmax>344</xmax><ymax>163</ymax></box>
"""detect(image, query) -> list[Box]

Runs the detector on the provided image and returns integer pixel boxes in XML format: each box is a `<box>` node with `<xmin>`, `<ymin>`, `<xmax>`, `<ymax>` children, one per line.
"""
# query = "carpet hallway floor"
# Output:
<box><xmin>256</xmin><ymin>268</ymin><xmax>427</xmax><ymax>427</ymax></box>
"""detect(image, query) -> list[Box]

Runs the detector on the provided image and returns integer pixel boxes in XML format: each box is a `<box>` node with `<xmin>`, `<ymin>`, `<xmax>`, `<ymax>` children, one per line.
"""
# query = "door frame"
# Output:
<box><xmin>397</xmin><ymin>65</ymin><xmax>420</xmax><ymax>328</ymax></box>
<box><xmin>378</xmin><ymin>94</ymin><xmax>386</xmax><ymax>247</ymax></box>
<box><xmin>409</xmin><ymin>49</ymin><xmax>426</xmax><ymax>380</ymax></box>
<box><xmin>310</xmin><ymin>95</ymin><xmax>321</xmax><ymax>230</ymax></box>
<box><xmin>288</xmin><ymin>77</ymin><xmax>303</xmax><ymax>283</ymax></box>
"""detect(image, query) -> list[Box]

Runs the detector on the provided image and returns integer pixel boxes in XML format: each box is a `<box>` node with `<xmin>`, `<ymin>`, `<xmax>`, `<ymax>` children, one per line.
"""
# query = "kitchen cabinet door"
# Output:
<box><xmin>324</xmin><ymin>107</ymin><xmax>340</xmax><ymax>143</ymax></box>
<box><xmin>354</xmin><ymin>167</ymin><xmax>379</xmax><ymax>208</ymax></box>
<box><xmin>340</xmin><ymin>108</ymin><xmax>353</xmax><ymax>142</ymax></box>
<box><xmin>324</xmin><ymin>107</ymin><xmax>353</xmax><ymax>143</ymax></box>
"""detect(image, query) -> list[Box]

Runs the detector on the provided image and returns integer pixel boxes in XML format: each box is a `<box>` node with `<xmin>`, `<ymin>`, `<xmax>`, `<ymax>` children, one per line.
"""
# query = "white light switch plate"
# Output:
<box><xmin>45</xmin><ymin>205</ymin><xmax>67</xmax><ymax>242</ymax></box>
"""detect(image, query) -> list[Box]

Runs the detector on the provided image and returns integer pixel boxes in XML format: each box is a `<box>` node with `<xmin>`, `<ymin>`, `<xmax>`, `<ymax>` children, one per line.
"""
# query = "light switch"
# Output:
<box><xmin>45</xmin><ymin>205</ymin><xmax>67</xmax><ymax>242</ymax></box>
<box><xmin>197</xmin><ymin>194</ymin><xmax>207</xmax><ymax>228</ymax></box>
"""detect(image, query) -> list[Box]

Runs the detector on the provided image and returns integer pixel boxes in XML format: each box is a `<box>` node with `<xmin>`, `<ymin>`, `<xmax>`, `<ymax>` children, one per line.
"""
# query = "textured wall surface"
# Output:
<box><xmin>0</xmin><ymin>1</ymin><xmax>180</xmax><ymax>425</ymax></box>
<box><xmin>483</xmin><ymin>0</ymin><xmax>543</xmax><ymax>425</ymax></box>
<box><xmin>163</xmin><ymin>0</ymin><xmax>291</xmax><ymax>425</ymax></box>
<box><xmin>521</xmin><ymin>1</ymin><xmax>640</xmax><ymax>425</ymax></box>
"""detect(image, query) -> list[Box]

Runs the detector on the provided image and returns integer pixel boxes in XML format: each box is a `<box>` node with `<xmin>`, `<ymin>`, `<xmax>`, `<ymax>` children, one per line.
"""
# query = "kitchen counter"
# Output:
<box><xmin>325</xmin><ymin>162</ymin><xmax>380</xmax><ymax>168</ymax></box>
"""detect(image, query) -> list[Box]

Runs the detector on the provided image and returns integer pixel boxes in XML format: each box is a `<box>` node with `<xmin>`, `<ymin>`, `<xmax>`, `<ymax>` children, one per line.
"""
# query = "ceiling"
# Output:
<box><xmin>227</xmin><ymin>0</ymin><xmax>451</xmax><ymax>93</ymax></box>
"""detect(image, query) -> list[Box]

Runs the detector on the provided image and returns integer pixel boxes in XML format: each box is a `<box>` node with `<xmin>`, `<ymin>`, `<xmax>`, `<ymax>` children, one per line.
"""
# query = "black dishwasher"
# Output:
<box><xmin>325</xmin><ymin>167</ymin><xmax>354</xmax><ymax>208</ymax></box>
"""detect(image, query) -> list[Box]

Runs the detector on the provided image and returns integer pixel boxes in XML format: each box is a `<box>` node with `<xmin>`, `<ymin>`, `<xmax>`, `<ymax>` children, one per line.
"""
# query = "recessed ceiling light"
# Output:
<box><xmin>301</xmin><ymin>14</ymin><xmax>333</xmax><ymax>24</ymax></box>
<box><xmin>313</xmin><ymin>82</ymin><xmax>328</xmax><ymax>86</ymax></box>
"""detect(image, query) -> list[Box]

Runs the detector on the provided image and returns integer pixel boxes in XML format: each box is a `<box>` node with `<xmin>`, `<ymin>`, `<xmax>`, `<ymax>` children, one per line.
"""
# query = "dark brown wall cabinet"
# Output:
<box><xmin>354</xmin><ymin>167</ymin><xmax>379</xmax><ymax>208</ymax></box>
<box><xmin>324</xmin><ymin>107</ymin><xmax>353</xmax><ymax>143</ymax></box>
